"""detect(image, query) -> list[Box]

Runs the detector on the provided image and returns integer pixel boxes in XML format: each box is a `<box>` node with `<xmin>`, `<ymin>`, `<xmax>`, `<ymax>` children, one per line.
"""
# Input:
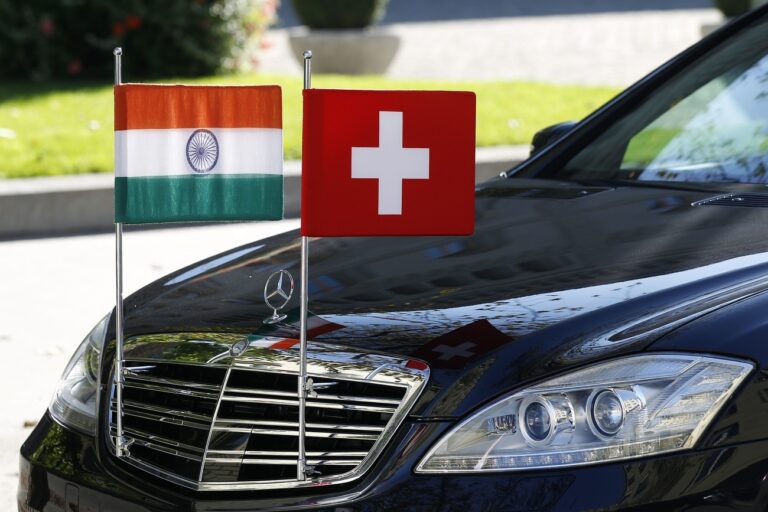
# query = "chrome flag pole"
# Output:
<box><xmin>297</xmin><ymin>50</ymin><xmax>312</xmax><ymax>481</ymax></box>
<box><xmin>113</xmin><ymin>47</ymin><xmax>131</xmax><ymax>457</ymax></box>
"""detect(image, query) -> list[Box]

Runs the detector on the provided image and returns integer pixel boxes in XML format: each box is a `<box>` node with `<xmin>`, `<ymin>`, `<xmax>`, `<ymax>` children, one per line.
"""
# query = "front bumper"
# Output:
<box><xmin>18</xmin><ymin>413</ymin><xmax>768</xmax><ymax>511</ymax></box>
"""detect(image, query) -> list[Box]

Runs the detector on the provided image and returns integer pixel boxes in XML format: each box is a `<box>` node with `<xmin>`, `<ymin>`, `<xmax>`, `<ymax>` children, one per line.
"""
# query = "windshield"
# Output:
<box><xmin>552</xmin><ymin>14</ymin><xmax>768</xmax><ymax>184</ymax></box>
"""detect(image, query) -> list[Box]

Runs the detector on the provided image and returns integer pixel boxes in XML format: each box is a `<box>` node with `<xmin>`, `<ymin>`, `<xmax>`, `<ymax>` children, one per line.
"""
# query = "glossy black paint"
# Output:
<box><xmin>121</xmin><ymin>177</ymin><xmax>768</xmax><ymax>362</ymax></box>
<box><xmin>19</xmin><ymin>6</ymin><xmax>768</xmax><ymax>511</ymax></box>
<box><xmin>107</xmin><ymin>175</ymin><xmax>768</xmax><ymax>421</ymax></box>
<box><xmin>19</xmin><ymin>407</ymin><xmax>768</xmax><ymax>510</ymax></box>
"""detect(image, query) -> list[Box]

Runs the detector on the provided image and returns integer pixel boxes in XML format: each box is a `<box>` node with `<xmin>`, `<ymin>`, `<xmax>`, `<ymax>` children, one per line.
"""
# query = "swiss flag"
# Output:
<box><xmin>301</xmin><ymin>89</ymin><xmax>476</xmax><ymax>236</ymax></box>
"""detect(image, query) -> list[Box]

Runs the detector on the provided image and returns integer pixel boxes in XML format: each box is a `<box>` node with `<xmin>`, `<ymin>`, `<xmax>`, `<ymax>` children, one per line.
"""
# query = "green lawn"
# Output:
<box><xmin>0</xmin><ymin>75</ymin><xmax>620</xmax><ymax>179</ymax></box>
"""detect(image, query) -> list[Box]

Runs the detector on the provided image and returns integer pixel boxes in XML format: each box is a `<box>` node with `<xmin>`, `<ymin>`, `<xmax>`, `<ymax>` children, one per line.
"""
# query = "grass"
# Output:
<box><xmin>0</xmin><ymin>75</ymin><xmax>620</xmax><ymax>179</ymax></box>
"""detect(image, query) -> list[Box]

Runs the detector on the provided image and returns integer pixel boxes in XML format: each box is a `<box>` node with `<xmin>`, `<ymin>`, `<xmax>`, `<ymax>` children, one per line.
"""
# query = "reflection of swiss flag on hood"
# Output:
<box><xmin>411</xmin><ymin>320</ymin><xmax>511</xmax><ymax>369</ymax></box>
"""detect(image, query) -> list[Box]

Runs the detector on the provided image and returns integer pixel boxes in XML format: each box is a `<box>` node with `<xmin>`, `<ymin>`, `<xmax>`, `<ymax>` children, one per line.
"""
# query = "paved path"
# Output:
<box><xmin>260</xmin><ymin>8</ymin><xmax>722</xmax><ymax>85</ymax></box>
<box><xmin>0</xmin><ymin>221</ymin><xmax>298</xmax><ymax>510</ymax></box>
<box><xmin>276</xmin><ymin>0</ymin><xmax>714</xmax><ymax>25</ymax></box>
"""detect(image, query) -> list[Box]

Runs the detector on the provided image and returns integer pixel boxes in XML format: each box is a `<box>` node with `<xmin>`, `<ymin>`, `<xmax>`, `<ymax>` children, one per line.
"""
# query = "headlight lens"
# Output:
<box><xmin>49</xmin><ymin>314</ymin><xmax>109</xmax><ymax>435</ymax></box>
<box><xmin>416</xmin><ymin>354</ymin><xmax>753</xmax><ymax>472</ymax></box>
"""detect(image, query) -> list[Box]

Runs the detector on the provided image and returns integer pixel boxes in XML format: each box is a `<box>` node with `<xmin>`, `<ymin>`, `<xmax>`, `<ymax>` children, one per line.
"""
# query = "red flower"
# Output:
<box><xmin>40</xmin><ymin>18</ymin><xmax>55</xmax><ymax>36</ymax></box>
<box><xmin>112</xmin><ymin>22</ymin><xmax>126</xmax><ymax>37</ymax></box>
<box><xmin>125</xmin><ymin>15</ymin><xmax>142</xmax><ymax>30</ymax></box>
<box><xmin>67</xmin><ymin>60</ymin><xmax>82</xmax><ymax>75</ymax></box>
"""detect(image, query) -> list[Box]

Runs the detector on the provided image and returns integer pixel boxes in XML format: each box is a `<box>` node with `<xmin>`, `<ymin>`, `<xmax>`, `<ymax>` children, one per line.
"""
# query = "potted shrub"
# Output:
<box><xmin>713</xmin><ymin>0</ymin><xmax>752</xmax><ymax>16</ymax></box>
<box><xmin>288</xmin><ymin>0</ymin><xmax>400</xmax><ymax>75</ymax></box>
<box><xmin>703</xmin><ymin>0</ymin><xmax>767</xmax><ymax>36</ymax></box>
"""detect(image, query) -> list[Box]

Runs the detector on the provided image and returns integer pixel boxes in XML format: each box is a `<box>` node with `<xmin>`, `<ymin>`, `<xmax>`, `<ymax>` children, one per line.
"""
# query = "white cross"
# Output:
<box><xmin>433</xmin><ymin>341</ymin><xmax>476</xmax><ymax>361</ymax></box>
<box><xmin>351</xmin><ymin>111</ymin><xmax>430</xmax><ymax>215</ymax></box>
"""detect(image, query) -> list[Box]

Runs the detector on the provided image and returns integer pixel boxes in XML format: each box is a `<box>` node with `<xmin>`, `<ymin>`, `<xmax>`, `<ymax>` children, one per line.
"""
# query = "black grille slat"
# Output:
<box><xmin>122</xmin><ymin>385</ymin><xmax>218</xmax><ymax>416</ymax></box>
<box><xmin>216</xmin><ymin>399</ymin><xmax>392</xmax><ymax>426</ymax></box>
<box><xmin>213</xmin><ymin>419</ymin><xmax>385</xmax><ymax>432</ymax></box>
<box><xmin>120</xmin><ymin>399</ymin><xmax>213</xmax><ymax>423</ymax></box>
<box><xmin>124</xmin><ymin>362</ymin><xmax>227</xmax><ymax>385</ymax></box>
<box><xmin>130</xmin><ymin>444</ymin><xmax>203</xmax><ymax>480</ymax></box>
<box><xmin>219</xmin><ymin>394</ymin><xmax>397</xmax><ymax>413</ymax></box>
<box><xmin>123</xmin><ymin>380</ymin><xmax>220</xmax><ymax>400</ymax></box>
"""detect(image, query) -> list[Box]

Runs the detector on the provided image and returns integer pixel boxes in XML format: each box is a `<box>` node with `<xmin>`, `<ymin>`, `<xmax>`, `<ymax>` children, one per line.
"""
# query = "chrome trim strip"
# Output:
<box><xmin>236</xmin><ymin>458</ymin><xmax>361</xmax><ymax>466</ymax></box>
<box><xmin>219</xmin><ymin>395</ymin><xmax>397</xmax><ymax>413</ymax></box>
<box><xmin>131</xmin><ymin>439</ymin><xmax>202</xmax><ymax>461</ymax></box>
<box><xmin>224</xmin><ymin>386</ymin><xmax>402</xmax><ymax>405</ymax></box>
<box><xmin>125</xmin><ymin>357</ymin><xmax>231</xmax><ymax>368</ymax></box>
<box><xmin>117</xmin><ymin>399</ymin><xmax>213</xmax><ymax>423</ymax></box>
<box><xmin>123</xmin><ymin>380</ymin><xmax>220</xmax><ymax>400</ymax></box>
<box><xmin>205</xmin><ymin>450</ymin><xmax>368</xmax><ymax>457</ymax></box>
<box><xmin>210</xmin><ymin>426</ymin><xmax>380</xmax><ymax>440</ymax></box>
<box><xmin>311</xmin><ymin>394</ymin><xmax>402</xmax><ymax>405</ymax></box>
<box><xmin>222</xmin><ymin>386</ymin><xmax>296</xmax><ymax>397</ymax></box>
<box><xmin>198</xmin><ymin>367</ymin><xmax>231</xmax><ymax>482</ymax></box>
<box><xmin>110</xmin><ymin>428</ymin><xmax>203</xmax><ymax>462</ymax></box>
<box><xmin>113</xmin><ymin>405</ymin><xmax>211</xmax><ymax>431</ymax></box>
<box><xmin>112</xmin><ymin>426</ymin><xmax>205</xmax><ymax>455</ymax></box>
<box><xmin>124</xmin><ymin>371</ymin><xmax>222</xmax><ymax>392</ymax></box>
<box><xmin>212</xmin><ymin>419</ymin><xmax>385</xmax><ymax>432</ymax></box>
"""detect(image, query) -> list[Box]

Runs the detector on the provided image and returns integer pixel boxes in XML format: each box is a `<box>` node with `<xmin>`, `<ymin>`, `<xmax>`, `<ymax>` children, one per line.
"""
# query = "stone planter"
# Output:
<box><xmin>288</xmin><ymin>26</ymin><xmax>400</xmax><ymax>75</ymax></box>
<box><xmin>701</xmin><ymin>21</ymin><xmax>725</xmax><ymax>37</ymax></box>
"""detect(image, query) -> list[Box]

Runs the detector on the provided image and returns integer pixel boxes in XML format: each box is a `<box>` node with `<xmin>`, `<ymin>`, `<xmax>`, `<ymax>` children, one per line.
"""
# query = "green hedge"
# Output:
<box><xmin>0</xmin><ymin>0</ymin><xmax>277</xmax><ymax>80</ymax></box>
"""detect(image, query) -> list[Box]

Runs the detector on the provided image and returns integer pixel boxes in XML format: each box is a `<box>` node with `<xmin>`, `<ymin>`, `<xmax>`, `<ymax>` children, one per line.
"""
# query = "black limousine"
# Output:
<box><xmin>19</xmin><ymin>5</ymin><xmax>768</xmax><ymax>511</ymax></box>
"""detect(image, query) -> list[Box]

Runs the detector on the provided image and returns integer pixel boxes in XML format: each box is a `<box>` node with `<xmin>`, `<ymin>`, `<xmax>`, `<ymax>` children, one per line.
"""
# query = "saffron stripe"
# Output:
<box><xmin>115</xmin><ymin>174</ymin><xmax>283</xmax><ymax>224</ymax></box>
<box><xmin>114</xmin><ymin>84</ymin><xmax>282</xmax><ymax>130</ymax></box>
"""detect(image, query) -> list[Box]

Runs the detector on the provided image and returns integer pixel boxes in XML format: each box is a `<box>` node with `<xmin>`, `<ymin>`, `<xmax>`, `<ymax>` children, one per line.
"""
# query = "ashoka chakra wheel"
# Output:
<box><xmin>186</xmin><ymin>129</ymin><xmax>219</xmax><ymax>173</ymax></box>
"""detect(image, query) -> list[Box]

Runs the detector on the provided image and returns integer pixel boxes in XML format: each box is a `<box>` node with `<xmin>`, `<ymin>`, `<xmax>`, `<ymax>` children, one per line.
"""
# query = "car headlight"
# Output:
<box><xmin>49</xmin><ymin>314</ymin><xmax>109</xmax><ymax>435</ymax></box>
<box><xmin>416</xmin><ymin>353</ymin><xmax>753</xmax><ymax>473</ymax></box>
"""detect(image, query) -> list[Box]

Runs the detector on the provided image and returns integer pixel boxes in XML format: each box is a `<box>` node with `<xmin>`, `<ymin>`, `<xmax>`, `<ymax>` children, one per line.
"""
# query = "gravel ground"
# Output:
<box><xmin>0</xmin><ymin>221</ymin><xmax>298</xmax><ymax>510</ymax></box>
<box><xmin>276</xmin><ymin>0</ymin><xmax>714</xmax><ymax>26</ymax></box>
<box><xmin>259</xmin><ymin>9</ymin><xmax>722</xmax><ymax>85</ymax></box>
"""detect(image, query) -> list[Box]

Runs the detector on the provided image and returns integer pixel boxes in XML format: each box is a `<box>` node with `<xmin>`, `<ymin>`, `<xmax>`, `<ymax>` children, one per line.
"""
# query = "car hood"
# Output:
<box><xmin>120</xmin><ymin>178</ymin><xmax>768</xmax><ymax>414</ymax></box>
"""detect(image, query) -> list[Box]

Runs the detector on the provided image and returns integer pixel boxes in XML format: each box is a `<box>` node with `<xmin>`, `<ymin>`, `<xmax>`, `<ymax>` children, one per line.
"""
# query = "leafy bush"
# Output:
<box><xmin>0</xmin><ymin>0</ymin><xmax>278</xmax><ymax>81</ymax></box>
<box><xmin>291</xmin><ymin>0</ymin><xmax>388</xmax><ymax>29</ymax></box>
<box><xmin>713</xmin><ymin>0</ymin><xmax>752</xmax><ymax>17</ymax></box>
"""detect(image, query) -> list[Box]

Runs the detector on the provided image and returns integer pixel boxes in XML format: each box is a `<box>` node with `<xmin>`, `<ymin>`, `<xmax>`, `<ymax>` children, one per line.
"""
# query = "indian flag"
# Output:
<box><xmin>114</xmin><ymin>84</ymin><xmax>283</xmax><ymax>224</ymax></box>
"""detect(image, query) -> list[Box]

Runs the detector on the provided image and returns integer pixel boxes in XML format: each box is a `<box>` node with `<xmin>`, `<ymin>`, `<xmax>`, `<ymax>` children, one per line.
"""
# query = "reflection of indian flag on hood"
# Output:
<box><xmin>114</xmin><ymin>84</ymin><xmax>283</xmax><ymax>224</ymax></box>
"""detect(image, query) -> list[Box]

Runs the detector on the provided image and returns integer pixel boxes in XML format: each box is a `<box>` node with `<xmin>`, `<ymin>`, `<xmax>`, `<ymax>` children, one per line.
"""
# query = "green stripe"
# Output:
<box><xmin>115</xmin><ymin>174</ymin><xmax>283</xmax><ymax>224</ymax></box>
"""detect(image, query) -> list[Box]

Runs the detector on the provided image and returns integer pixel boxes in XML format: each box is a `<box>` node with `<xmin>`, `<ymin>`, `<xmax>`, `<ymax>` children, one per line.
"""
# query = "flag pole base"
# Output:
<box><xmin>114</xmin><ymin>435</ymin><xmax>134</xmax><ymax>457</ymax></box>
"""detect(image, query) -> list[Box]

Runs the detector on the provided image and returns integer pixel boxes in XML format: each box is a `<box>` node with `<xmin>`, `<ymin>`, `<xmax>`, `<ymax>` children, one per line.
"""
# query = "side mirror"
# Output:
<box><xmin>531</xmin><ymin>121</ymin><xmax>578</xmax><ymax>155</ymax></box>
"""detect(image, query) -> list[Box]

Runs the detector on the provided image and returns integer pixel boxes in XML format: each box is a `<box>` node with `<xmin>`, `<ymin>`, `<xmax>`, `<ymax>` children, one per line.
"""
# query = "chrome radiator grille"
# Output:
<box><xmin>107</xmin><ymin>334</ymin><xmax>429</xmax><ymax>491</ymax></box>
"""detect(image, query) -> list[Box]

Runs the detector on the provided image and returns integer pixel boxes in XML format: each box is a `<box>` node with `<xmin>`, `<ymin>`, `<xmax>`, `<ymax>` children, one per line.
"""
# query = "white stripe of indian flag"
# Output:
<box><xmin>114</xmin><ymin>128</ymin><xmax>283</xmax><ymax>177</ymax></box>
